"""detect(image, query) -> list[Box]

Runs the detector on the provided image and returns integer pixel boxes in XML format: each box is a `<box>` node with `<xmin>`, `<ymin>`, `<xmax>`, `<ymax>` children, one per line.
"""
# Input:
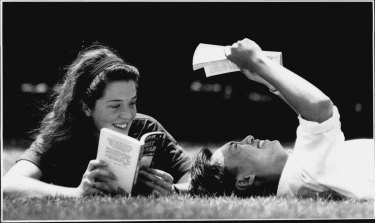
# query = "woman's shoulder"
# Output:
<box><xmin>131</xmin><ymin>113</ymin><xmax>176</xmax><ymax>141</ymax></box>
<box><xmin>134</xmin><ymin>113</ymin><xmax>163</xmax><ymax>126</ymax></box>
<box><xmin>132</xmin><ymin>113</ymin><xmax>165</xmax><ymax>131</ymax></box>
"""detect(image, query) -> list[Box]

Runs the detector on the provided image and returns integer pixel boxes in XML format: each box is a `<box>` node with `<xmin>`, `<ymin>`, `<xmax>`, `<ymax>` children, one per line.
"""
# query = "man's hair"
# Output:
<box><xmin>189</xmin><ymin>148</ymin><xmax>279</xmax><ymax>197</ymax></box>
<box><xmin>189</xmin><ymin>148</ymin><xmax>236</xmax><ymax>196</ymax></box>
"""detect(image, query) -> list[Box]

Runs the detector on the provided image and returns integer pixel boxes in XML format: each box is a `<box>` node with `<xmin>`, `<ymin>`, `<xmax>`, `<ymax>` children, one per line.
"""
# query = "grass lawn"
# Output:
<box><xmin>3</xmin><ymin>195</ymin><xmax>374</xmax><ymax>220</ymax></box>
<box><xmin>2</xmin><ymin>141</ymin><xmax>374</xmax><ymax>220</ymax></box>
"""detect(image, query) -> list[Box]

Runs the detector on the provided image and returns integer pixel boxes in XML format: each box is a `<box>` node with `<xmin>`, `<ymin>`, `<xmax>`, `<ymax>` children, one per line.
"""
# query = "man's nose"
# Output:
<box><xmin>241</xmin><ymin>135</ymin><xmax>254</xmax><ymax>144</ymax></box>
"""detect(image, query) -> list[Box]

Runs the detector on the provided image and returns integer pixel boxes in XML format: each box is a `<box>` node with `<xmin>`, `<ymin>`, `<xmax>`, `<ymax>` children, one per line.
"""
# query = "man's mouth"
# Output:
<box><xmin>113</xmin><ymin>123</ymin><xmax>128</xmax><ymax>129</ymax></box>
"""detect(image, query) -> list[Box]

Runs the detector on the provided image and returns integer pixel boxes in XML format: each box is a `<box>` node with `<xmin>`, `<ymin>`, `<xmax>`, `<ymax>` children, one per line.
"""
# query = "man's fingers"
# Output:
<box><xmin>224</xmin><ymin>46</ymin><xmax>231</xmax><ymax>58</ymax></box>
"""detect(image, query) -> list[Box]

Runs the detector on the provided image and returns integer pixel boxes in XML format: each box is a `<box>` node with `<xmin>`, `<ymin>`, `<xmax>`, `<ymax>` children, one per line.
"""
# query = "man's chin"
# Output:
<box><xmin>270</xmin><ymin>140</ymin><xmax>284</xmax><ymax>150</ymax></box>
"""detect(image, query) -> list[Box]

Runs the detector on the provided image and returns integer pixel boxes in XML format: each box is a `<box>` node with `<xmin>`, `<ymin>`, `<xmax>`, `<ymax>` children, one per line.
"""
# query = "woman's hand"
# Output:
<box><xmin>136</xmin><ymin>167</ymin><xmax>176</xmax><ymax>196</ymax></box>
<box><xmin>76</xmin><ymin>159</ymin><xmax>117</xmax><ymax>197</ymax></box>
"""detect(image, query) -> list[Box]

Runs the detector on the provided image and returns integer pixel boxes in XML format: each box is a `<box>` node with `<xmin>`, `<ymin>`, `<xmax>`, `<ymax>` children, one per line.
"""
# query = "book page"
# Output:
<box><xmin>203</xmin><ymin>59</ymin><xmax>240</xmax><ymax>76</ymax></box>
<box><xmin>193</xmin><ymin>43</ymin><xmax>228</xmax><ymax>70</ymax></box>
<box><xmin>97</xmin><ymin>128</ymin><xmax>143</xmax><ymax>195</ymax></box>
<box><xmin>193</xmin><ymin>43</ymin><xmax>283</xmax><ymax>77</ymax></box>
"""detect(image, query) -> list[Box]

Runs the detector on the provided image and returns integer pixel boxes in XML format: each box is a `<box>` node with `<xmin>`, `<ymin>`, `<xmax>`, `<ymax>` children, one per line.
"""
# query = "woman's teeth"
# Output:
<box><xmin>113</xmin><ymin>123</ymin><xmax>127</xmax><ymax>129</ymax></box>
<box><xmin>258</xmin><ymin>140</ymin><xmax>265</xmax><ymax>148</ymax></box>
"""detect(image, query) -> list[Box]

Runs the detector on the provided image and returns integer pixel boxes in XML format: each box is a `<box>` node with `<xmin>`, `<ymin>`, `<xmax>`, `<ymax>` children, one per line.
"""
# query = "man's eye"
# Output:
<box><xmin>110</xmin><ymin>105</ymin><xmax>120</xmax><ymax>109</ymax></box>
<box><xmin>130</xmin><ymin>101</ymin><xmax>137</xmax><ymax>106</ymax></box>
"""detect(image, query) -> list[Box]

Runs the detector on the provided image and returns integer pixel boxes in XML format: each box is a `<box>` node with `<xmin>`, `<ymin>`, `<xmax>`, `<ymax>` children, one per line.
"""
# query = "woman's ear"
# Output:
<box><xmin>235</xmin><ymin>174</ymin><xmax>255</xmax><ymax>191</ymax></box>
<box><xmin>82</xmin><ymin>102</ymin><xmax>92</xmax><ymax>117</ymax></box>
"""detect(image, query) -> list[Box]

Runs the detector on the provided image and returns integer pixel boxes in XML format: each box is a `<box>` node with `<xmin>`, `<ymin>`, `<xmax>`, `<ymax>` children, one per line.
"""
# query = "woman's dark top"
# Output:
<box><xmin>18</xmin><ymin>113</ymin><xmax>191</xmax><ymax>187</ymax></box>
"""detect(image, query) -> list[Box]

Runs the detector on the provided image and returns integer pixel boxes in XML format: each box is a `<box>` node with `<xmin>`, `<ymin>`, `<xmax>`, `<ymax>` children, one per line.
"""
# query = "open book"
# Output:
<box><xmin>192</xmin><ymin>43</ymin><xmax>283</xmax><ymax>77</ymax></box>
<box><xmin>96</xmin><ymin>128</ymin><xmax>165</xmax><ymax>196</ymax></box>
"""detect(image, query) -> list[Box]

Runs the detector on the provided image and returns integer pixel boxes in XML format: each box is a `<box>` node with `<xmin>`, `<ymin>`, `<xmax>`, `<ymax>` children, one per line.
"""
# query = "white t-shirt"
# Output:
<box><xmin>277</xmin><ymin>106</ymin><xmax>374</xmax><ymax>199</ymax></box>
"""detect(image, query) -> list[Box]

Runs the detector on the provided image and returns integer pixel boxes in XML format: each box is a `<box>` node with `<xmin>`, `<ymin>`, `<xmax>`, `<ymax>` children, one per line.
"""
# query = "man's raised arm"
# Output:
<box><xmin>225</xmin><ymin>38</ymin><xmax>333</xmax><ymax>123</ymax></box>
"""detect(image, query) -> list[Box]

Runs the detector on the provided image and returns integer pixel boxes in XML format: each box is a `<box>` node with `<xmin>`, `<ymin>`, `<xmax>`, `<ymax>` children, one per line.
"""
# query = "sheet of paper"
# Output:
<box><xmin>192</xmin><ymin>43</ymin><xmax>227</xmax><ymax>70</ymax></box>
<box><xmin>193</xmin><ymin>43</ymin><xmax>283</xmax><ymax>77</ymax></box>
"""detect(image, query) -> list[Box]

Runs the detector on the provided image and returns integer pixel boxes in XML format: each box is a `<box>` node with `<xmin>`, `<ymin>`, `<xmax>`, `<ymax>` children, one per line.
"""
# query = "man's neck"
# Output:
<box><xmin>268</xmin><ymin>151</ymin><xmax>289</xmax><ymax>195</ymax></box>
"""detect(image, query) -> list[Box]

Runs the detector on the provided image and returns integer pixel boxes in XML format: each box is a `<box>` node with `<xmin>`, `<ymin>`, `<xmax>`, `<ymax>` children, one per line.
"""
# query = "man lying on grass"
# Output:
<box><xmin>189</xmin><ymin>38</ymin><xmax>374</xmax><ymax>200</ymax></box>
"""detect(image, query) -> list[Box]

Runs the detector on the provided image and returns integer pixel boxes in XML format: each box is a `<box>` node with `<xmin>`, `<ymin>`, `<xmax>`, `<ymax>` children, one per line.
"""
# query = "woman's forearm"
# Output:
<box><xmin>3</xmin><ymin>176</ymin><xmax>79</xmax><ymax>198</ymax></box>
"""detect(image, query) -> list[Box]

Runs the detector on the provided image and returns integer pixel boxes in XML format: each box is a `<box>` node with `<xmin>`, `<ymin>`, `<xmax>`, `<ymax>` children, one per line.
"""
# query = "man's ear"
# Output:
<box><xmin>235</xmin><ymin>174</ymin><xmax>255</xmax><ymax>191</ymax></box>
<box><xmin>82</xmin><ymin>102</ymin><xmax>92</xmax><ymax>117</ymax></box>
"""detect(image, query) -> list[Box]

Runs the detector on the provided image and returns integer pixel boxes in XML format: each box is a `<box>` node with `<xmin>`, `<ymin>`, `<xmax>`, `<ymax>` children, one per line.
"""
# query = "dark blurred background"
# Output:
<box><xmin>2</xmin><ymin>2</ymin><xmax>373</xmax><ymax>147</ymax></box>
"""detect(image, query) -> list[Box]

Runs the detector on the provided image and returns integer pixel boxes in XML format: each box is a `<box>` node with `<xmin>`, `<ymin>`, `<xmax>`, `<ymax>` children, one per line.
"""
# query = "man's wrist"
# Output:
<box><xmin>269</xmin><ymin>88</ymin><xmax>280</xmax><ymax>95</ymax></box>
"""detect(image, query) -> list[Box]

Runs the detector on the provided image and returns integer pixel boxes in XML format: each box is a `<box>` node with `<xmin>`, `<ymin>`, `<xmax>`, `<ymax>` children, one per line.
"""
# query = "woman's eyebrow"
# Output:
<box><xmin>106</xmin><ymin>95</ymin><xmax>137</xmax><ymax>103</ymax></box>
<box><xmin>106</xmin><ymin>99</ymin><xmax>122</xmax><ymax>103</ymax></box>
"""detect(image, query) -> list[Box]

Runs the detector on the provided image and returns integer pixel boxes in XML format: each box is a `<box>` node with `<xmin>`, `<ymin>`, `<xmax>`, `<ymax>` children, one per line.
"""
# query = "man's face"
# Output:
<box><xmin>211</xmin><ymin>135</ymin><xmax>288</xmax><ymax>189</ymax></box>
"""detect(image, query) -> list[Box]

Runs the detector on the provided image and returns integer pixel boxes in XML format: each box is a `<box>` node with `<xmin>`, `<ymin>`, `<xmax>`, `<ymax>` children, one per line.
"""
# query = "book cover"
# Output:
<box><xmin>192</xmin><ymin>43</ymin><xmax>283</xmax><ymax>77</ymax></box>
<box><xmin>96</xmin><ymin>128</ymin><xmax>165</xmax><ymax>196</ymax></box>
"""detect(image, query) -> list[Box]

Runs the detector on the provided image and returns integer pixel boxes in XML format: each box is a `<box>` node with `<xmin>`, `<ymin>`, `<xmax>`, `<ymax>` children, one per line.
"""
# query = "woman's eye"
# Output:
<box><xmin>110</xmin><ymin>105</ymin><xmax>120</xmax><ymax>109</ymax></box>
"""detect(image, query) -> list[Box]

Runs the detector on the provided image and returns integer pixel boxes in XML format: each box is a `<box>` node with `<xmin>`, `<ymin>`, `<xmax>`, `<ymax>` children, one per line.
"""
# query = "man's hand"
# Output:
<box><xmin>225</xmin><ymin>38</ymin><xmax>264</xmax><ymax>71</ymax></box>
<box><xmin>225</xmin><ymin>38</ymin><xmax>276</xmax><ymax>90</ymax></box>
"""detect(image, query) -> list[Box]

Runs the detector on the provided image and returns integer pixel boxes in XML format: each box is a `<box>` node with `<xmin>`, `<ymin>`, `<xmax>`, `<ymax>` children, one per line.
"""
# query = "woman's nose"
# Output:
<box><xmin>120</xmin><ymin>109</ymin><xmax>132</xmax><ymax>120</ymax></box>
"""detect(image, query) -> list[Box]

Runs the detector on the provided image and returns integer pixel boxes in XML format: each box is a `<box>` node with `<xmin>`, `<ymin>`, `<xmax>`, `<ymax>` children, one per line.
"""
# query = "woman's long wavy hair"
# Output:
<box><xmin>34</xmin><ymin>43</ymin><xmax>140</xmax><ymax>150</ymax></box>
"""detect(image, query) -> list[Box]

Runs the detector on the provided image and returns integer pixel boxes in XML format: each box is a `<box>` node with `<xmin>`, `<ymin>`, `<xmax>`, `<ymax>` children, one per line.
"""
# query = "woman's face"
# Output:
<box><xmin>85</xmin><ymin>80</ymin><xmax>137</xmax><ymax>135</ymax></box>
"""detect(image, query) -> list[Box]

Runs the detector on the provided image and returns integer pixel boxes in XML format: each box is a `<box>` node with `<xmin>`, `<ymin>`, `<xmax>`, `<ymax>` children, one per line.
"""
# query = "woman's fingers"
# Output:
<box><xmin>138</xmin><ymin>170</ymin><xmax>166</xmax><ymax>187</ymax></box>
<box><xmin>78</xmin><ymin>178</ymin><xmax>105</xmax><ymax>196</ymax></box>
<box><xmin>85</xmin><ymin>159</ymin><xmax>116</xmax><ymax>182</ymax></box>
<box><xmin>93</xmin><ymin>168</ymin><xmax>117</xmax><ymax>181</ymax></box>
<box><xmin>87</xmin><ymin>159</ymin><xmax>108</xmax><ymax>171</ymax></box>
<box><xmin>93</xmin><ymin>181</ymin><xmax>116</xmax><ymax>194</ymax></box>
<box><xmin>137</xmin><ymin>170</ymin><xmax>175</xmax><ymax>195</ymax></box>
<box><xmin>138</xmin><ymin>178</ymin><xmax>173</xmax><ymax>195</ymax></box>
<box><xmin>78</xmin><ymin>159</ymin><xmax>118</xmax><ymax>196</ymax></box>
<box><xmin>143</xmin><ymin>168</ymin><xmax>174</xmax><ymax>183</ymax></box>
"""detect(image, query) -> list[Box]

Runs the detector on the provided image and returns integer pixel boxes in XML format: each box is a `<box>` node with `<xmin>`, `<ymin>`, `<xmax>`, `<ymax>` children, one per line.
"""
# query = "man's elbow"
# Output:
<box><xmin>314</xmin><ymin>97</ymin><xmax>334</xmax><ymax>123</ymax></box>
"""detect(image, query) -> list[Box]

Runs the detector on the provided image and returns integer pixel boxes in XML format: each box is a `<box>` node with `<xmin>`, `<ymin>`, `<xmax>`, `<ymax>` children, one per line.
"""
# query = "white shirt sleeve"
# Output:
<box><xmin>277</xmin><ymin>106</ymin><xmax>345</xmax><ymax>198</ymax></box>
<box><xmin>293</xmin><ymin>106</ymin><xmax>345</xmax><ymax>171</ymax></box>
<box><xmin>278</xmin><ymin>106</ymin><xmax>375</xmax><ymax>199</ymax></box>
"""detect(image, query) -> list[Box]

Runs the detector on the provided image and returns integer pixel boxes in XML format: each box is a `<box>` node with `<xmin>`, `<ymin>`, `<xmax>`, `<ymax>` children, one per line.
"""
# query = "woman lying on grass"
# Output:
<box><xmin>3</xmin><ymin>43</ymin><xmax>191</xmax><ymax>198</ymax></box>
<box><xmin>189</xmin><ymin>38</ymin><xmax>374</xmax><ymax>200</ymax></box>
